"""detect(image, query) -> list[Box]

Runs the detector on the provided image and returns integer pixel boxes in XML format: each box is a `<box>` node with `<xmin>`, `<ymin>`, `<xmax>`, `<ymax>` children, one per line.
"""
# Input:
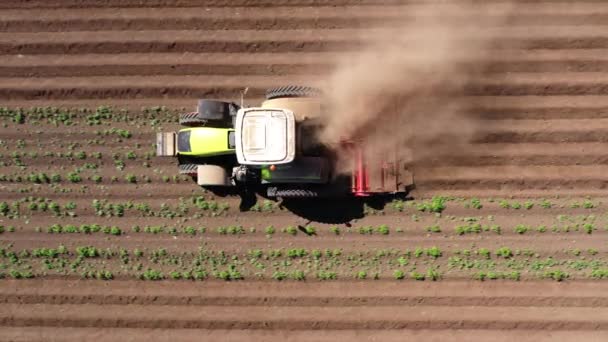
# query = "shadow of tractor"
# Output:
<box><xmin>277</xmin><ymin>194</ymin><xmax>410</xmax><ymax>224</ymax></box>
<box><xmin>200</xmin><ymin>184</ymin><xmax>412</xmax><ymax>224</ymax></box>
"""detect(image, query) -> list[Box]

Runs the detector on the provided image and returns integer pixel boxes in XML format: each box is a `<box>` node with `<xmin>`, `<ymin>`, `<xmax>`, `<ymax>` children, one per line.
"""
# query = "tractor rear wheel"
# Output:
<box><xmin>179</xmin><ymin>100</ymin><xmax>238</xmax><ymax>127</ymax></box>
<box><xmin>178</xmin><ymin>163</ymin><xmax>198</xmax><ymax>176</ymax></box>
<box><xmin>272</xmin><ymin>188</ymin><xmax>319</xmax><ymax>198</ymax></box>
<box><xmin>265</xmin><ymin>85</ymin><xmax>321</xmax><ymax>100</ymax></box>
<box><xmin>179</xmin><ymin>112</ymin><xmax>205</xmax><ymax>127</ymax></box>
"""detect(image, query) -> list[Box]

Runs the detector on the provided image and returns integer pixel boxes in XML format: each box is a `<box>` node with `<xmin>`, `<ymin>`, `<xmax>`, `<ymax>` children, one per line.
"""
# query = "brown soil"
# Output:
<box><xmin>2</xmin><ymin>0</ymin><xmax>608</xmax><ymax>340</ymax></box>
<box><xmin>1</xmin><ymin>280</ymin><xmax>608</xmax><ymax>341</ymax></box>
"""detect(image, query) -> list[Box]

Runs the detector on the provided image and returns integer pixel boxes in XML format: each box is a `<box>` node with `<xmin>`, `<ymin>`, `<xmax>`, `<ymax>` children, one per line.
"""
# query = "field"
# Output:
<box><xmin>2</xmin><ymin>0</ymin><xmax>608</xmax><ymax>340</ymax></box>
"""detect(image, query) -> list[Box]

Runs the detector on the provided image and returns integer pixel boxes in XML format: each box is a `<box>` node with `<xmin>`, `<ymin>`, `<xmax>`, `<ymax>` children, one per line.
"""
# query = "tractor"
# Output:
<box><xmin>156</xmin><ymin>86</ymin><xmax>413</xmax><ymax>198</ymax></box>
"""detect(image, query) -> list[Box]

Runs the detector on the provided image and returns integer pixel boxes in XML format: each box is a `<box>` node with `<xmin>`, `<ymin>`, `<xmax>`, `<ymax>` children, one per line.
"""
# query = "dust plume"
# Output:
<box><xmin>319</xmin><ymin>2</ymin><xmax>513</xmax><ymax>173</ymax></box>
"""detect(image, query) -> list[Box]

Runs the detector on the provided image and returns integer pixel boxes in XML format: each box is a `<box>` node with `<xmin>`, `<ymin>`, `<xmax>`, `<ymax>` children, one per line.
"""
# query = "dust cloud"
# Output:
<box><xmin>319</xmin><ymin>2</ymin><xmax>514</xmax><ymax>173</ymax></box>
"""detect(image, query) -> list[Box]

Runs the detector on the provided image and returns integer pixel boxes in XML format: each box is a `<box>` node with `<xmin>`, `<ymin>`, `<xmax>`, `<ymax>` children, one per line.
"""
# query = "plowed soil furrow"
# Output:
<box><xmin>1</xmin><ymin>328</ymin><xmax>607</xmax><ymax>342</ymax></box>
<box><xmin>5</xmin><ymin>16</ymin><xmax>608</xmax><ymax>33</ymax></box>
<box><xmin>5</xmin><ymin>3</ymin><xmax>608</xmax><ymax>21</ymax></box>
<box><xmin>3</xmin><ymin>0</ymin><xmax>608</xmax><ymax>10</ymax></box>
<box><xmin>420</xmin><ymin>165</ymin><xmax>608</xmax><ymax>180</ymax></box>
<box><xmin>0</xmin><ymin>26</ymin><xmax>607</xmax><ymax>56</ymax></box>
<box><xmin>418</xmin><ymin>179</ymin><xmax>608</xmax><ymax>191</ymax></box>
<box><xmin>0</xmin><ymin>64</ymin><xmax>327</xmax><ymax>78</ymax></box>
<box><xmin>2</xmin><ymin>293</ymin><xmax>608</xmax><ymax>307</ymax></box>
<box><xmin>7</xmin><ymin>61</ymin><xmax>608</xmax><ymax>78</ymax></box>
<box><xmin>3</xmin><ymin>27</ymin><xmax>608</xmax><ymax>42</ymax></box>
<box><xmin>5</xmin><ymin>281</ymin><xmax>608</xmax><ymax>298</ymax></box>
<box><xmin>416</xmin><ymin>154</ymin><xmax>608</xmax><ymax>167</ymax></box>
<box><xmin>6</xmin><ymin>39</ymin><xmax>608</xmax><ymax>56</ymax></box>
<box><xmin>2</xmin><ymin>96</ymin><xmax>608</xmax><ymax>113</ymax></box>
<box><xmin>5</xmin><ymin>50</ymin><xmax>608</xmax><ymax>67</ymax></box>
<box><xmin>3</xmin><ymin>303</ymin><xmax>608</xmax><ymax>330</ymax></box>
<box><xmin>5</xmin><ymin>80</ymin><xmax>608</xmax><ymax>99</ymax></box>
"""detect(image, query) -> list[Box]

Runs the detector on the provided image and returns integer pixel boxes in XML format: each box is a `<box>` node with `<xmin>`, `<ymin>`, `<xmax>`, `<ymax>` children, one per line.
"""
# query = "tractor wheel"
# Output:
<box><xmin>274</xmin><ymin>189</ymin><xmax>319</xmax><ymax>198</ymax></box>
<box><xmin>179</xmin><ymin>112</ymin><xmax>205</xmax><ymax>127</ymax></box>
<box><xmin>179</xmin><ymin>100</ymin><xmax>238</xmax><ymax>127</ymax></box>
<box><xmin>265</xmin><ymin>85</ymin><xmax>321</xmax><ymax>100</ymax></box>
<box><xmin>178</xmin><ymin>163</ymin><xmax>198</xmax><ymax>176</ymax></box>
<box><xmin>196</xmin><ymin>164</ymin><xmax>231</xmax><ymax>186</ymax></box>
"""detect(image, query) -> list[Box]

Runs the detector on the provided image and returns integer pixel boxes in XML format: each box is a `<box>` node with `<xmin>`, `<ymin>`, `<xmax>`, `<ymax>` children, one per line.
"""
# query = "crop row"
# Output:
<box><xmin>5</xmin><ymin>221</ymin><xmax>606</xmax><ymax>237</ymax></box>
<box><xmin>0</xmin><ymin>196</ymin><xmax>231</xmax><ymax>219</ymax></box>
<box><xmin>0</xmin><ymin>106</ymin><xmax>179</xmax><ymax>126</ymax></box>
<box><xmin>0</xmin><ymin>244</ymin><xmax>605</xmax><ymax>282</ymax></box>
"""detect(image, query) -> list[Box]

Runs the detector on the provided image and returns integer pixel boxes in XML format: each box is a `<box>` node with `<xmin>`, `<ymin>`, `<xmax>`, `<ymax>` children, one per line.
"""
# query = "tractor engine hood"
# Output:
<box><xmin>235</xmin><ymin>108</ymin><xmax>295</xmax><ymax>165</ymax></box>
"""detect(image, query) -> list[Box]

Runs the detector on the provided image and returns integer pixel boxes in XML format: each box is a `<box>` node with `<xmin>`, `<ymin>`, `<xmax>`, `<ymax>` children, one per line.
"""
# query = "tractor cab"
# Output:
<box><xmin>235</xmin><ymin>108</ymin><xmax>296</xmax><ymax>165</ymax></box>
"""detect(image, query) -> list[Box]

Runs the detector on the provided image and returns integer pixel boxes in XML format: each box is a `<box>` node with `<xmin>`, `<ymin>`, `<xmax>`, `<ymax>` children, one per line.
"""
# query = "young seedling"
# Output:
<box><xmin>285</xmin><ymin>226</ymin><xmax>297</xmax><ymax>236</ymax></box>
<box><xmin>426</xmin><ymin>225</ymin><xmax>441</xmax><ymax>233</ymax></box>
<box><xmin>376</xmin><ymin>224</ymin><xmax>389</xmax><ymax>235</ymax></box>
<box><xmin>304</xmin><ymin>225</ymin><xmax>316</xmax><ymax>236</ymax></box>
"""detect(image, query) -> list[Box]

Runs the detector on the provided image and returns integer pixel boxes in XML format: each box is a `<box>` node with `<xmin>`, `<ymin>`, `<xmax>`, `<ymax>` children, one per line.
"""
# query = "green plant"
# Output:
<box><xmin>272</xmin><ymin>271</ymin><xmax>287</xmax><ymax>281</ymax></box>
<box><xmin>329</xmin><ymin>226</ymin><xmax>340</xmax><ymax>235</ymax></box>
<box><xmin>469</xmin><ymin>198</ymin><xmax>482</xmax><ymax>209</ymax></box>
<box><xmin>285</xmin><ymin>226</ymin><xmax>297</xmax><ymax>236</ymax></box>
<box><xmin>426</xmin><ymin>268</ymin><xmax>441</xmax><ymax>281</ymax></box>
<box><xmin>584</xmin><ymin>223</ymin><xmax>595</xmax><ymax>234</ymax></box>
<box><xmin>514</xmin><ymin>224</ymin><xmax>529</xmax><ymax>234</ymax></box>
<box><xmin>539</xmin><ymin>199</ymin><xmax>552</xmax><ymax>209</ymax></box>
<box><xmin>358</xmin><ymin>226</ymin><xmax>373</xmax><ymax>235</ymax></box>
<box><xmin>393</xmin><ymin>270</ymin><xmax>405</xmax><ymax>280</ymax></box>
<box><xmin>287</xmin><ymin>248</ymin><xmax>307</xmax><ymax>258</ymax></box>
<box><xmin>0</xmin><ymin>202</ymin><xmax>9</xmax><ymax>216</ymax></box>
<box><xmin>125</xmin><ymin>174</ymin><xmax>137</xmax><ymax>183</ymax></box>
<box><xmin>426</xmin><ymin>246</ymin><xmax>442</xmax><ymax>259</ymax></box>
<box><xmin>426</xmin><ymin>225</ymin><xmax>441</xmax><ymax>233</ymax></box>
<box><xmin>290</xmin><ymin>270</ymin><xmax>306</xmax><ymax>281</ymax></box>
<box><xmin>215</xmin><ymin>265</ymin><xmax>243</xmax><ymax>281</ymax></box>
<box><xmin>67</xmin><ymin>171</ymin><xmax>81</xmax><ymax>183</ymax></box>
<box><xmin>356</xmin><ymin>270</ymin><xmax>367</xmax><ymax>279</ymax></box>
<box><xmin>376</xmin><ymin>224</ymin><xmax>389</xmax><ymax>235</ymax></box>
<box><xmin>227</xmin><ymin>225</ymin><xmax>244</xmax><ymax>235</ymax></box>
<box><xmin>411</xmin><ymin>271</ymin><xmax>425</xmax><ymax>281</ymax></box>
<box><xmin>141</xmin><ymin>269</ymin><xmax>164</xmax><ymax>281</ymax></box>
<box><xmin>477</xmin><ymin>248</ymin><xmax>491</xmax><ymax>259</ymax></box>
<box><xmin>417</xmin><ymin>196</ymin><xmax>447</xmax><ymax>213</ymax></box>
<box><xmin>317</xmin><ymin>270</ymin><xmax>337</xmax><ymax>280</ymax></box>
<box><xmin>582</xmin><ymin>199</ymin><xmax>595</xmax><ymax>209</ymax></box>
<box><xmin>590</xmin><ymin>269</ymin><xmax>608</xmax><ymax>279</ymax></box>
<box><xmin>304</xmin><ymin>225</ymin><xmax>316</xmax><ymax>236</ymax></box>
<box><xmin>391</xmin><ymin>200</ymin><xmax>405</xmax><ymax>212</ymax></box>
<box><xmin>265</xmin><ymin>226</ymin><xmax>275</xmax><ymax>235</ymax></box>
<box><xmin>109</xmin><ymin>226</ymin><xmax>122</xmax><ymax>236</ymax></box>
<box><xmin>544</xmin><ymin>270</ymin><xmax>568</xmax><ymax>282</ymax></box>
<box><xmin>455</xmin><ymin>223</ymin><xmax>481</xmax><ymax>235</ymax></box>
<box><xmin>496</xmin><ymin>247</ymin><xmax>513</xmax><ymax>259</ymax></box>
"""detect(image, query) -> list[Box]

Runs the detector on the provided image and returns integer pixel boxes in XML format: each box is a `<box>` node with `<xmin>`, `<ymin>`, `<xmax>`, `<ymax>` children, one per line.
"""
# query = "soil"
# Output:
<box><xmin>1</xmin><ymin>0</ymin><xmax>608</xmax><ymax>340</ymax></box>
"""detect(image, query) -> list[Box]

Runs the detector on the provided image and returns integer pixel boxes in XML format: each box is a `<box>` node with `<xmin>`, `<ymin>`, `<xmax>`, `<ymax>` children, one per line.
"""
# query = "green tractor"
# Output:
<box><xmin>157</xmin><ymin>86</ymin><xmax>412</xmax><ymax>198</ymax></box>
